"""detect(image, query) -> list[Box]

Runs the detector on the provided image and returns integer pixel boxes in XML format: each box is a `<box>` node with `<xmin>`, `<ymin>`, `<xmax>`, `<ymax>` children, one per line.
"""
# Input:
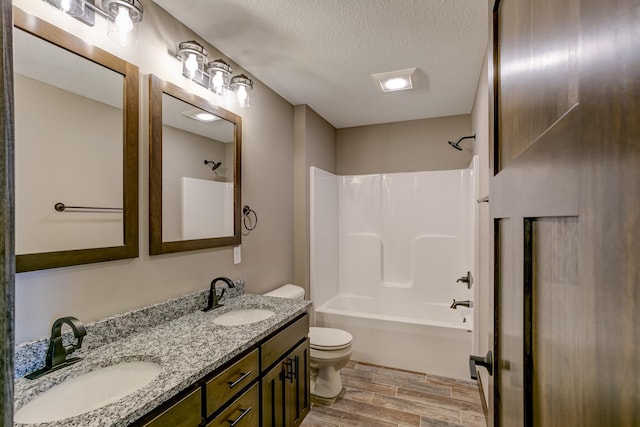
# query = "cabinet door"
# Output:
<box><xmin>287</xmin><ymin>338</ymin><xmax>310</xmax><ymax>427</ymax></box>
<box><xmin>261</xmin><ymin>361</ymin><xmax>285</xmax><ymax>426</ymax></box>
<box><xmin>141</xmin><ymin>388</ymin><xmax>201</xmax><ymax>427</ymax></box>
<box><xmin>261</xmin><ymin>314</ymin><xmax>309</xmax><ymax>373</ymax></box>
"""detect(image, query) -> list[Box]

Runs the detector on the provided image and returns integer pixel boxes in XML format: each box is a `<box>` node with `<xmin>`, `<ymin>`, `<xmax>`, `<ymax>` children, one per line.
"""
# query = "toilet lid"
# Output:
<box><xmin>309</xmin><ymin>327</ymin><xmax>352</xmax><ymax>350</ymax></box>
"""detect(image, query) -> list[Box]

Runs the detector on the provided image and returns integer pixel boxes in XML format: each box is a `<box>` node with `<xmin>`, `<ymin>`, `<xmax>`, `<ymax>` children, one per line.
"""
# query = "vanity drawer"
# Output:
<box><xmin>261</xmin><ymin>313</ymin><xmax>309</xmax><ymax>372</ymax></box>
<box><xmin>141</xmin><ymin>387</ymin><xmax>201</xmax><ymax>427</ymax></box>
<box><xmin>203</xmin><ymin>348</ymin><xmax>259</xmax><ymax>417</ymax></box>
<box><xmin>205</xmin><ymin>383</ymin><xmax>259</xmax><ymax>427</ymax></box>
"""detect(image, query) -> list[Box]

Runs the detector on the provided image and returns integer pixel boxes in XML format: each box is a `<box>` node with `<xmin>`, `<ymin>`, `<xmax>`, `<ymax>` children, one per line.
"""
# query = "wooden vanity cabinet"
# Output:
<box><xmin>131</xmin><ymin>313</ymin><xmax>310</xmax><ymax>427</ymax></box>
<box><xmin>261</xmin><ymin>315</ymin><xmax>310</xmax><ymax>427</ymax></box>
<box><xmin>262</xmin><ymin>338</ymin><xmax>310</xmax><ymax>427</ymax></box>
<box><xmin>138</xmin><ymin>387</ymin><xmax>202</xmax><ymax>427</ymax></box>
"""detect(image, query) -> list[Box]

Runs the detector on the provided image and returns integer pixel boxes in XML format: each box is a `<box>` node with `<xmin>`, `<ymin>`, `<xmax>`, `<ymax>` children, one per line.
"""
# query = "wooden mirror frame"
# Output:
<box><xmin>148</xmin><ymin>75</ymin><xmax>242</xmax><ymax>255</ymax></box>
<box><xmin>14</xmin><ymin>8</ymin><xmax>139</xmax><ymax>272</ymax></box>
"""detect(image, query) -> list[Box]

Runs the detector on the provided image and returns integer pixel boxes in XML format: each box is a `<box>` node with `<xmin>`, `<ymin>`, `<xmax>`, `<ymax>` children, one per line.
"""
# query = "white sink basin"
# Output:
<box><xmin>213</xmin><ymin>308</ymin><xmax>275</xmax><ymax>326</ymax></box>
<box><xmin>15</xmin><ymin>361</ymin><xmax>161</xmax><ymax>424</ymax></box>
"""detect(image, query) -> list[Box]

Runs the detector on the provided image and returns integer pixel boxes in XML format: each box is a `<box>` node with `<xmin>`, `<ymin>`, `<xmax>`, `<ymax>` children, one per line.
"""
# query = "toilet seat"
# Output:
<box><xmin>309</xmin><ymin>327</ymin><xmax>352</xmax><ymax>351</ymax></box>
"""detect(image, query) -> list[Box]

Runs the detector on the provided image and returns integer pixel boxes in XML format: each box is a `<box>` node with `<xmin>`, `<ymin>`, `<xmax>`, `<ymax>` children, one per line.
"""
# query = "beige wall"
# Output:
<box><xmin>14</xmin><ymin>74</ymin><xmax>123</xmax><ymax>253</ymax></box>
<box><xmin>161</xmin><ymin>125</ymin><xmax>228</xmax><ymax>241</ymax></box>
<box><xmin>336</xmin><ymin>114</ymin><xmax>473</xmax><ymax>175</ymax></box>
<box><xmin>293</xmin><ymin>105</ymin><xmax>336</xmax><ymax>297</ymax></box>
<box><xmin>472</xmin><ymin>50</ymin><xmax>491</xmax><ymax>405</ymax></box>
<box><xmin>13</xmin><ymin>0</ymin><xmax>295</xmax><ymax>343</ymax></box>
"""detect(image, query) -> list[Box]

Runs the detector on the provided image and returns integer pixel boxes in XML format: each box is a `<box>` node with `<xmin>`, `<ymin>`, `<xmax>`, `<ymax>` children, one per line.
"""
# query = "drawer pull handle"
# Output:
<box><xmin>228</xmin><ymin>406</ymin><xmax>252</xmax><ymax>426</ymax></box>
<box><xmin>228</xmin><ymin>371</ymin><xmax>252</xmax><ymax>388</ymax></box>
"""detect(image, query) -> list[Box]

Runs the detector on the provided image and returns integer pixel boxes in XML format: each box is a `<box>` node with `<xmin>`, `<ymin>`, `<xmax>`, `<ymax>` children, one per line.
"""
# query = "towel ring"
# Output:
<box><xmin>242</xmin><ymin>205</ymin><xmax>258</xmax><ymax>231</ymax></box>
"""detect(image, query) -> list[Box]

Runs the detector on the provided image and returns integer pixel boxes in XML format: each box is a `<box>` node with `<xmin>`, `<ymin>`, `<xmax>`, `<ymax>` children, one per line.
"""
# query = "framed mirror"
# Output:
<box><xmin>14</xmin><ymin>9</ymin><xmax>139</xmax><ymax>272</ymax></box>
<box><xmin>149</xmin><ymin>75</ymin><xmax>241</xmax><ymax>254</ymax></box>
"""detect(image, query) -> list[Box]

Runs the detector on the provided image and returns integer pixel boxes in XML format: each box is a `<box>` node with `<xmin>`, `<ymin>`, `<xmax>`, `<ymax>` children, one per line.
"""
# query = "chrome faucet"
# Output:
<box><xmin>450</xmin><ymin>300</ymin><xmax>473</xmax><ymax>309</ymax></box>
<box><xmin>203</xmin><ymin>277</ymin><xmax>235</xmax><ymax>312</ymax></box>
<box><xmin>26</xmin><ymin>316</ymin><xmax>87</xmax><ymax>379</ymax></box>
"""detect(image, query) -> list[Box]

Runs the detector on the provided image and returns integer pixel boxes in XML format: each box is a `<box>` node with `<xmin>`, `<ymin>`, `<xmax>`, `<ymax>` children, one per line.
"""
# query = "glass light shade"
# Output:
<box><xmin>108</xmin><ymin>16</ymin><xmax>138</xmax><ymax>46</ymax></box>
<box><xmin>102</xmin><ymin>0</ymin><xmax>143</xmax><ymax>46</ymax></box>
<box><xmin>206</xmin><ymin>59</ymin><xmax>232</xmax><ymax>95</ymax></box>
<box><xmin>177</xmin><ymin>41</ymin><xmax>208</xmax><ymax>80</ymax></box>
<box><xmin>60</xmin><ymin>0</ymin><xmax>72</xmax><ymax>12</ymax></box>
<box><xmin>230</xmin><ymin>74</ymin><xmax>253</xmax><ymax>108</ymax></box>
<box><xmin>60</xmin><ymin>0</ymin><xmax>85</xmax><ymax>16</ymax></box>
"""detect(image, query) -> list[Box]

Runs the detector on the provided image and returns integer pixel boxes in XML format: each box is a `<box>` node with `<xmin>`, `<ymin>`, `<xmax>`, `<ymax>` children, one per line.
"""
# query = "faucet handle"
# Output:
<box><xmin>456</xmin><ymin>271</ymin><xmax>473</xmax><ymax>289</ymax></box>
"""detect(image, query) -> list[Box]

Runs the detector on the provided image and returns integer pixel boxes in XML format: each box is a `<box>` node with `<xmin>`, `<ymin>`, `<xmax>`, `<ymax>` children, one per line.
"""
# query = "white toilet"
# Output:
<box><xmin>264</xmin><ymin>284</ymin><xmax>353</xmax><ymax>398</ymax></box>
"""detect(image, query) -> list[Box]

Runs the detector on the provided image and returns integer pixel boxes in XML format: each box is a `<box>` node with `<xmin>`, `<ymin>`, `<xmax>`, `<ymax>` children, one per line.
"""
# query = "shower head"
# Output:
<box><xmin>448</xmin><ymin>140</ymin><xmax>463</xmax><ymax>151</ymax></box>
<box><xmin>447</xmin><ymin>134</ymin><xmax>476</xmax><ymax>151</ymax></box>
<box><xmin>204</xmin><ymin>159</ymin><xmax>222</xmax><ymax>171</ymax></box>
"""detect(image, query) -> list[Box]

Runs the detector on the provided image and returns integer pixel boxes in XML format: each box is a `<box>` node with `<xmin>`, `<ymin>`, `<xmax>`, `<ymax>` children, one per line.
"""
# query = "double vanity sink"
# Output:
<box><xmin>13</xmin><ymin>295</ymin><xmax>310</xmax><ymax>426</ymax></box>
<box><xmin>15</xmin><ymin>361</ymin><xmax>163</xmax><ymax>424</ymax></box>
<box><xmin>211</xmin><ymin>308</ymin><xmax>275</xmax><ymax>326</ymax></box>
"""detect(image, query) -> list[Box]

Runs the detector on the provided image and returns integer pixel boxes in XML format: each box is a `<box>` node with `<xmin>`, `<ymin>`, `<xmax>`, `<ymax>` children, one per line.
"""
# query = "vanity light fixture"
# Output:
<box><xmin>59</xmin><ymin>0</ymin><xmax>85</xmax><ymax>16</ymax></box>
<box><xmin>230</xmin><ymin>74</ymin><xmax>254</xmax><ymax>108</ymax></box>
<box><xmin>371</xmin><ymin>67</ymin><xmax>416</xmax><ymax>92</ymax></box>
<box><xmin>177</xmin><ymin>40</ymin><xmax>255</xmax><ymax>108</ymax></box>
<box><xmin>41</xmin><ymin>0</ymin><xmax>143</xmax><ymax>45</ymax></box>
<box><xmin>44</xmin><ymin>0</ymin><xmax>92</xmax><ymax>24</ymax></box>
<box><xmin>102</xmin><ymin>0</ymin><xmax>144</xmax><ymax>46</ymax></box>
<box><xmin>177</xmin><ymin>40</ymin><xmax>209</xmax><ymax>81</ymax></box>
<box><xmin>207</xmin><ymin>59</ymin><xmax>233</xmax><ymax>96</ymax></box>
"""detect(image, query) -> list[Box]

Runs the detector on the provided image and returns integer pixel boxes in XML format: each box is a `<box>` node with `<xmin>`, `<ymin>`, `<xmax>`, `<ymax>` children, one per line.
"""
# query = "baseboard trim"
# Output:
<box><xmin>477</xmin><ymin>374</ymin><xmax>489</xmax><ymax>424</ymax></box>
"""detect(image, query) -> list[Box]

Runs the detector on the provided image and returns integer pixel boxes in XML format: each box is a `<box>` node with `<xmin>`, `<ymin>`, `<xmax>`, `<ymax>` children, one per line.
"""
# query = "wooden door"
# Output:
<box><xmin>0</xmin><ymin>0</ymin><xmax>14</xmax><ymax>424</ymax></box>
<box><xmin>490</xmin><ymin>0</ymin><xmax>640</xmax><ymax>426</ymax></box>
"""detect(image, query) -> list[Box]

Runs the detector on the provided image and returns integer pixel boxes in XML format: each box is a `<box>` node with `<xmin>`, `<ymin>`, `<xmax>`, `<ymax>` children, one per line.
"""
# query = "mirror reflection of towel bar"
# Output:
<box><xmin>54</xmin><ymin>203</ymin><xmax>123</xmax><ymax>212</ymax></box>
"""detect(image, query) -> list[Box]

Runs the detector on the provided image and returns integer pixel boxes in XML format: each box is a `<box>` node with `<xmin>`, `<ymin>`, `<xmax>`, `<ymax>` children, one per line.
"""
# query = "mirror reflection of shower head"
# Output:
<box><xmin>204</xmin><ymin>159</ymin><xmax>222</xmax><ymax>171</ymax></box>
<box><xmin>448</xmin><ymin>134</ymin><xmax>476</xmax><ymax>151</ymax></box>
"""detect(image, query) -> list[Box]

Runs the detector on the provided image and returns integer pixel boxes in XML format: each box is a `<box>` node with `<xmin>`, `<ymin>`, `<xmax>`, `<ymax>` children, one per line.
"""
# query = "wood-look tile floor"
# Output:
<box><xmin>300</xmin><ymin>360</ymin><xmax>487</xmax><ymax>427</ymax></box>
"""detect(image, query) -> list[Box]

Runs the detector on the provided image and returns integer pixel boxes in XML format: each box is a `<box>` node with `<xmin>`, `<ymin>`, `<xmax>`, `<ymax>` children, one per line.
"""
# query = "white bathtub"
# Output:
<box><xmin>314</xmin><ymin>294</ymin><xmax>473</xmax><ymax>379</ymax></box>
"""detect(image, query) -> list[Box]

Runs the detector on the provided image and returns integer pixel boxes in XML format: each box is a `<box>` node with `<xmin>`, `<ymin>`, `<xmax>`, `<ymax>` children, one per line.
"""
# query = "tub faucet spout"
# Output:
<box><xmin>450</xmin><ymin>300</ymin><xmax>473</xmax><ymax>309</ymax></box>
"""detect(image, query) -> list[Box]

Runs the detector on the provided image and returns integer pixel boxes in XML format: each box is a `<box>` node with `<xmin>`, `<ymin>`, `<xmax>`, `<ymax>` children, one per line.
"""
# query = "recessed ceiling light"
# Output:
<box><xmin>182</xmin><ymin>109</ymin><xmax>220</xmax><ymax>122</ymax></box>
<box><xmin>371</xmin><ymin>67</ymin><xmax>416</xmax><ymax>92</ymax></box>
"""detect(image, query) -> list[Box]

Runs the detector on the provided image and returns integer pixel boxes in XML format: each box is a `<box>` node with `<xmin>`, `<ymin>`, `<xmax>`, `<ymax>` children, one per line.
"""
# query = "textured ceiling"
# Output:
<box><xmin>152</xmin><ymin>0</ymin><xmax>488</xmax><ymax>128</ymax></box>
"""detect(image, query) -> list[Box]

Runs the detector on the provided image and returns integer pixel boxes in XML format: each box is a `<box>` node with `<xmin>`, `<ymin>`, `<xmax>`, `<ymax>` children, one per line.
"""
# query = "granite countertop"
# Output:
<box><xmin>13</xmin><ymin>294</ymin><xmax>311</xmax><ymax>427</ymax></box>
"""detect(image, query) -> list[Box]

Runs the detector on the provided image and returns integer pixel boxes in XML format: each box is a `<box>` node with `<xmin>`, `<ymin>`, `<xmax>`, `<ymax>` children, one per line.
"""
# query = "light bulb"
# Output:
<box><xmin>185</xmin><ymin>53</ymin><xmax>199</xmax><ymax>77</ymax></box>
<box><xmin>383</xmin><ymin>77</ymin><xmax>409</xmax><ymax>91</ymax></box>
<box><xmin>60</xmin><ymin>0</ymin><xmax>72</xmax><ymax>12</ymax></box>
<box><xmin>114</xmin><ymin>6</ymin><xmax>133</xmax><ymax>33</ymax></box>
<box><xmin>211</xmin><ymin>71</ymin><xmax>224</xmax><ymax>94</ymax></box>
<box><xmin>236</xmin><ymin>85</ymin><xmax>248</xmax><ymax>106</ymax></box>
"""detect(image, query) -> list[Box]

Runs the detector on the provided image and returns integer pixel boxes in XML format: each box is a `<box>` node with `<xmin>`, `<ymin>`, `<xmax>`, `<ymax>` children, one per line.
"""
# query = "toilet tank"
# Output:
<box><xmin>263</xmin><ymin>284</ymin><xmax>305</xmax><ymax>300</ymax></box>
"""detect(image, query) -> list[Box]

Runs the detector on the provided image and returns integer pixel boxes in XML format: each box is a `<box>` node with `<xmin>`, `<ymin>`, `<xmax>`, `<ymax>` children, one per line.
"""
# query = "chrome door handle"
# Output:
<box><xmin>228</xmin><ymin>406</ymin><xmax>252</xmax><ymax>426</ymax></box>
<box><xmin>469</xmin><ymin>351</ymin><xmax>493</xmax><ymax>380</ymax></box>
<box><xmin>228</xmin><ymin>371</ymin><xmax>252</xmax><ymax>388</ymax></box>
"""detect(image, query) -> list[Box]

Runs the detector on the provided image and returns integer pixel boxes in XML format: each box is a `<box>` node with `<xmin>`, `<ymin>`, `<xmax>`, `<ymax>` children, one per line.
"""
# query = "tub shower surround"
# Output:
<box><xmin>310</xmin><ymin>162</ymin><xmax>477</xmax><ymax>379</ymax></box>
